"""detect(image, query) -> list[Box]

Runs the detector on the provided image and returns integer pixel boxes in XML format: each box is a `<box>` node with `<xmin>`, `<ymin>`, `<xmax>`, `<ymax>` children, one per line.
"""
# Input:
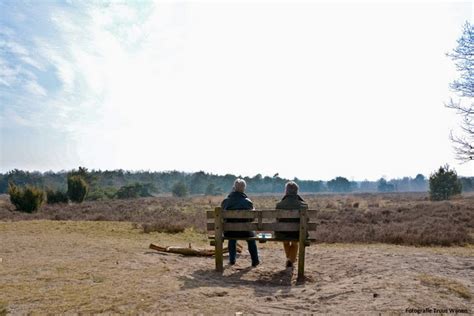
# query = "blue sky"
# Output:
<box><xmin>0</xmin><ymin>1</ymin><xmax>473</xmax><ymax>180</ymax></box>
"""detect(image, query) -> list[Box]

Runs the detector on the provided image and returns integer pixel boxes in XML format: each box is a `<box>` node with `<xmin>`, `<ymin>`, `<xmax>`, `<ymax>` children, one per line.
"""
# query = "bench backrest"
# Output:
<box><xmin>207</xmin><ymin>207</ymin><xmax>318</xmax><ymax>232</ymax></box>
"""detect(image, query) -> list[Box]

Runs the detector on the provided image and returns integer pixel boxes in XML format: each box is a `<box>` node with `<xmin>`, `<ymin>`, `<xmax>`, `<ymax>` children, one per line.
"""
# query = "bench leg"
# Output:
<box><xmin>215</xmin><ymin>235</ymin><xmax>223</xmax><ymax>272</ymax></box>
<box><xmin>214</xmin><ymin>207</ymin><xmax>223</xmax><ymax>272</ymax></box>
<box><xmin>297</xmin><ymin>243</ymin><xmax>305</xmax><ymax>282</ymax></box>
<box><xmin>297</xmin><ymin>209</ymin><xmax>308</xmax><ymax>282</ymax></box>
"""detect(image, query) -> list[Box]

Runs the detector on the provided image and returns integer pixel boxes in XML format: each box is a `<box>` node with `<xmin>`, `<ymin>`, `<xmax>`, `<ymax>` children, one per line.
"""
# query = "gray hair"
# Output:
<box><xmin>285</xmin><ymin>181</ymin><xmax>299</xmax><ymax>195</ymax></box>
<box><xmin>233</xmin><ymin>178</ymin><xmax>246</xmax><ymax>193</ymax></box>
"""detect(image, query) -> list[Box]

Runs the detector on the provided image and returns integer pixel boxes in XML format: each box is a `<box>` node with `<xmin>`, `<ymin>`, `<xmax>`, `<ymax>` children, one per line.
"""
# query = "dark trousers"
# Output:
<box><xmin>228</xmin><ymin>239</ymin><xmax>259</xmax><ymax>265</ymax></box>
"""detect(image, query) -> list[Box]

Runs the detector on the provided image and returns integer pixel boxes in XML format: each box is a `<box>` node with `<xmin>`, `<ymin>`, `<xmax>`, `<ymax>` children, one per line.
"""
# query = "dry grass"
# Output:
<box><xmin>0</xmin><ymin>221</ymin><xmax>208</xmax><ymax>314</ymax></box>
<box><xmin>0</xmin><ymin>220</ymin><xmax>472</xmax><ymax>314</ymax></box>
<box><xmin>0</xmin><ymin>192</ymin><xmax>473</xmax><ymax>246</ymax></box>
<box><xmin>418</xmin><ymin>274</ymin><xmax>472</xmax><ymax>299</ymax></box>
<box><xmin>0</xmin><ymin>302</ymin><xmax>7</xmax><ymax>316</ymax></box>
<box><xmin>0</xmin><ymin>195</ymin><xmax>209</xmax><ymax>233</ymax></box>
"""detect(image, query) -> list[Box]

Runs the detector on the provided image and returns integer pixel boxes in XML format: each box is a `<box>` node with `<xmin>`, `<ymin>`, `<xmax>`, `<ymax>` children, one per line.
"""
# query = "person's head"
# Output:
<box><xmin>285</xmin><ymin>181</ymin><xmax>299</xmax><ymax>195</ymax></box>
<box><xmin>233</xmin><ymin>178</ymin><xmax>247</xmax><ymax>193</ymax></box>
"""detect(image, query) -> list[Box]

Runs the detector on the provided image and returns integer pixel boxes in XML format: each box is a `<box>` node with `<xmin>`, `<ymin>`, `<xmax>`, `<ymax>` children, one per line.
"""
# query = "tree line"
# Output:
<box><xmin>3</xmin><ymin>165</ymin><xmax>470</xmax><ymax>213</ymax></box>
<box><xmin>1</xmin><ymin>168</ymin><xmax>473</xmax><ymax>200</ymax></box>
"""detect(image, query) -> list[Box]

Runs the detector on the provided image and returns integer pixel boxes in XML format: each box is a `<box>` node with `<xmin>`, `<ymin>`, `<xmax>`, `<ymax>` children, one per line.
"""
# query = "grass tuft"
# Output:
<box><xmin>418</xmin><ymin>274</ymin><xmax>472</xmax><ymax>299</ymax></box>
<box><xmin>0</xmin><ymin>301</ymin><xmax>7</xmax><ymax>316</ymax></box>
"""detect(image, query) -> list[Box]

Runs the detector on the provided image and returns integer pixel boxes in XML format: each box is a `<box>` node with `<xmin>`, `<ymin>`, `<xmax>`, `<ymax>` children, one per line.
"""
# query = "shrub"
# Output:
<box><xmin>172</xmin><ymin>181</ymin><xmax>188</xmax><ymax>197</ymax></box>
<box><xmin>67</xmin><ymin>175</ymin><xmax>88</xmax><ymax>203</ymax></box>
<box><xmin>429</xmin><ymin>165</ymin><xmax>462</xmax><ymax>201</ymax></box>
<box><xmin>116</xmin><ymin>183</ymin><xmax>155</xmax><ymax>199</ymax></box>
<box><xmin>86</xmin><ymin>187</ymin><xmax>117</xmax><ymax>201</ymax></box>
<box><xmin>8</xmin><ymin>183</ymin><xmax>45</xmax><ymax>213</ymax></box>
<box><xmin>116</xmin><ymin>184</ymin><xmax>140</xmax><ymax>199</ymax></box>
<box><xmin>46</xmin><ymin>189</ymin><xmax>69</xmax><ymax>204</ymax></box>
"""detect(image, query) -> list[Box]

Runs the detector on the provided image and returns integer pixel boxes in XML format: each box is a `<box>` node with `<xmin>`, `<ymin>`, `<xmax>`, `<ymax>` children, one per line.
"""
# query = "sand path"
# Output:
<box><xmin>0</xmin><ymin>221</ymin><xmax>472</xmax><ymax>314</ymax></box>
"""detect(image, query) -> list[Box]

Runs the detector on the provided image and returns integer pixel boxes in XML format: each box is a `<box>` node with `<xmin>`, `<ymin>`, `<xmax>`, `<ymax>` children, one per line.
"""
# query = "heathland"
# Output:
<box><xmin>0</xmin><ymin>193</ymin><xmax>473</xmax><ymax>314</ymax></box>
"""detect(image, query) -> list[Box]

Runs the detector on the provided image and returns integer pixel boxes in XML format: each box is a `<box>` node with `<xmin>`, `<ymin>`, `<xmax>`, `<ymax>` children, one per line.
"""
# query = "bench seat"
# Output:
<box><xmin>208</xmin><ymin>236</ymin><xmax>316</xmax><ymax>246</ymax></box>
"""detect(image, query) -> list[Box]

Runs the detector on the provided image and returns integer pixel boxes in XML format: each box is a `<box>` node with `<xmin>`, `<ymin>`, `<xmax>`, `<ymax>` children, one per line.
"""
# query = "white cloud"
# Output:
<box><xmin>25</xmin><ymin>80</ymin><xmax>47</xmax><ymax>97</ymax></box>
<box><xmin>1</xmin><ymin>108</ymin><xmax>34</xmax><ymax>127</ymax></box>
<box><xmin>0</xmin><ymin>51</ymin><xmax>19</xmax><ymax>87</ymax></box>
<box><xmin>34</xmin><ymin>38</ymin><xmax>75</xmax><ymax>92</ymax></box>
<box><xmin>0</xmin><ymin>39</ymin><xmax>45</xmax><ymax>71</ymax></box>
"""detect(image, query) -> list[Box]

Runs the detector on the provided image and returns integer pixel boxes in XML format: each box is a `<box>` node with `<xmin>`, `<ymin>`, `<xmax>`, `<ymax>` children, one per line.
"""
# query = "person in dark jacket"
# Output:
<box><xmin>275</xmin><ymin>181</ymin><xmax>308</xmax><ymax>268</ymax></box>
<box><xmin>221</xmin><ymin>179</ymin><xmax>260</xmax><ymax>267</ymax></box>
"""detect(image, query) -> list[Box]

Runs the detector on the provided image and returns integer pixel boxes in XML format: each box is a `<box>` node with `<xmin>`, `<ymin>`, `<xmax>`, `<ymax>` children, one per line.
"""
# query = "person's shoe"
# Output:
<box><xmin>251</xmin><ymin>261</ymin><xmax>260</xmax><ymax>267</ymax></box>
<box><xmin>286</xmin><ymin>260</ymin><xmax>293</xmax><ymax>268</ymax></box>
<box><xmin>229</xmin><ymin>261</ymin><xmax>236</xmax><ymax>266</ymax></box>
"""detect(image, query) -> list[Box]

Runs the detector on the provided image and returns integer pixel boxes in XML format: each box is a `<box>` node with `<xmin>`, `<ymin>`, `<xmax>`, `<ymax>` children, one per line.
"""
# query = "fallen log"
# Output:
<box><xmin>149</xmin><ymin>243</ymin><xmax>242</xmax><ymax>256</ymax></box>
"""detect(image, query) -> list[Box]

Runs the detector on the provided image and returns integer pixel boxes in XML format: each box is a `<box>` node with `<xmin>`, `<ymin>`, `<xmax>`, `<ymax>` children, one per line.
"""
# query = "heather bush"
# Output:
<box><xmin>67</xmin><ymin>175</ymin><xmax>88</xmax><ymax>203</ymax></box>
<box><xmin>46</xmin><ymin>189</ymin><xmax>68</xmax><ymax>204</ymax></box>
<box><xmin>8</xmin><ymin>183</ymin><xmax>45</xmax><ymax>213</ymax></box>
<box><xmin>429</xmin><ymin>165</ymin><xmax>462</xmax><ymax>201</ymax></box>
<box><xmin>0</xmin><ymin>193</ymin><xmax>472</xmax><ymax>246</ymax></box>
<box><xmin>142</xmin><ymin>221</ymin><xmax>186</xmax><ymax>234</ymax></box>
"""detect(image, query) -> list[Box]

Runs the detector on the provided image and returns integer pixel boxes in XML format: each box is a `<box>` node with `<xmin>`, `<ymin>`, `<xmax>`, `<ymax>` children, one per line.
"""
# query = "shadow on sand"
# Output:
<box><xmin>177</xmin><ymin>263</ymin><xmax>310</xmax><ymax>297</ymax></box>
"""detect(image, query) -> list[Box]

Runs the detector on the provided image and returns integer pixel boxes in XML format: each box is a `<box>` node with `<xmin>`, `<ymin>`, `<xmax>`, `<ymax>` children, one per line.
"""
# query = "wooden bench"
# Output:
<box><xmin>207</xmin><ymin>207</ymin><xmax>318</xmax><ymax>281</ymax></box>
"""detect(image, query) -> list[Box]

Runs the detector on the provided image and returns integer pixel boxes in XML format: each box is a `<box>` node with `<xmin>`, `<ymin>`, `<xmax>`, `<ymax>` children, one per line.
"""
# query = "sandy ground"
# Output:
<box><xmin>0</xmin><ymin>221</ymin><xmax>472</xmax><ymax>314</ymax></box>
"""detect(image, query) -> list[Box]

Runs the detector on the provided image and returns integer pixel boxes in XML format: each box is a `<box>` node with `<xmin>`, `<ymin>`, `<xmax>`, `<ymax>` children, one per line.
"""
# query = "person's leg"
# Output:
<box><xmin>283</xmin><ymin>241</ymin><xmax>291</xmax><ymax>260</ymax></box>
<box><xmin>228</xmin><ymin>239</ymin><xmax>236</xmax><ymax>264</ymax></box>
<box><xmin>288</xmin><ymin>241</ymin><xmax>299</xmax><ymax>263</ymax></box>
<box><xmin>247</xmin><ymin>240</ymin><xmax>259</xmax><ymax>266</ymax></box>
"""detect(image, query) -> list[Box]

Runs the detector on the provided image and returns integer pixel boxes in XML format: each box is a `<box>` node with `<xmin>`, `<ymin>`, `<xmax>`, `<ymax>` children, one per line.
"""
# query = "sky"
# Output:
<box><xmin>0</xmin><ymin>0</ymin><xmax>473</xmax><ymax>181</ymax></box>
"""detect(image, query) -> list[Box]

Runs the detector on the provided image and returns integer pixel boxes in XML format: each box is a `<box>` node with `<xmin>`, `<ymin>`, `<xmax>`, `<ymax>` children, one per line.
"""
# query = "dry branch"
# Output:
<box><xmin>149</xmin><ymin>243</ymin><xmax>242</xmax><ymax>256</ymax></box>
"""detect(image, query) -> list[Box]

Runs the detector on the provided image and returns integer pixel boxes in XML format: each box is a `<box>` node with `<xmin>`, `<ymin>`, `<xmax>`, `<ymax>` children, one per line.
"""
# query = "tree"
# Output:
<box><xmin>429</xmin><ymin>165</ymin><xmax>462</xmax><ymax>201</ymax></box>
<box><xmin>70</xmin><ymin>166</ymin><xmax>98</xmax><ymax>185</ymax></box>
<box><xmin>8</xmin><ymin>183</ymin><xmax>45</xmax><ymax>213</ymax></box>
<box><xmin>172</xmin><ymin>181</ymin><xmax>188</xmax><ymax>197</ymax></box>
<box><xmin>67</xmin><ymin>175</ymin><xmax>88</xmax><ymax>203</ymax></box>
<box><xmin>377</xmin><ymin>178</ymin><xmax>395</xmax><ymax>192</ymax></box>
<box><xmin>459</xmin><ymin>177</ymin><xmax>474</xmax><ymax>192</ymax></box>
<box><xmin>412</xmin><ymin>174</ymin><xmax>427</xmax><ymax>191</ymax></box>
<box><xmin>189</xmin><ymin>171</ymin><xmax>207</xmax><ymax>194</ymax></box>
<box><xmin>327</xmin><ymin>177</ymin><xmax>351</xmax><ymax>193</ymax></box>
<box><xmin>205</xmin><ymin>183</ymin><xmax>223</xmax><ymax>196</ymax></box>
<box><xmin>446</xmin><ymin>22</ymin><xmax>473</xmax><ymax>161</ymax></box>
<box><xmin>46</xmin><ymin>189</ymin><xmax>69</xmax><ymax>204</ymax></box>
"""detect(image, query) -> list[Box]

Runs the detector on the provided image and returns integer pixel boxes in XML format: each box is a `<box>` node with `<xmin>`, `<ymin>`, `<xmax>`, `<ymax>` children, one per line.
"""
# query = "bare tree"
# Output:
<box><xmin>446</xmin><ymin>22</ymin><xmax>473</xmax><ymax>161</ymax></box>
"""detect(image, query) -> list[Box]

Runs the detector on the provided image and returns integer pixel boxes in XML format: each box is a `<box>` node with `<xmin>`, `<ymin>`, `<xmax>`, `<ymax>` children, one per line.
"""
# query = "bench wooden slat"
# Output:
<box><xmin>206</xmin><ymin>209</ymin><xmax>318</xmax><ymax>219</ymax></box>
<box><xmin>207</xmin><ymin>222</ymin><xmax>317</xmax><ymax>231</ymax></box>
<box><xmin>209</xmin><ymin>238</ymin><xmax>314</xmax><ymax>246</ymax></box>
<box><xmin>208</xmin><ymin>236</ymin><xmax>316</xmax><ymax>241</ymax></box>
